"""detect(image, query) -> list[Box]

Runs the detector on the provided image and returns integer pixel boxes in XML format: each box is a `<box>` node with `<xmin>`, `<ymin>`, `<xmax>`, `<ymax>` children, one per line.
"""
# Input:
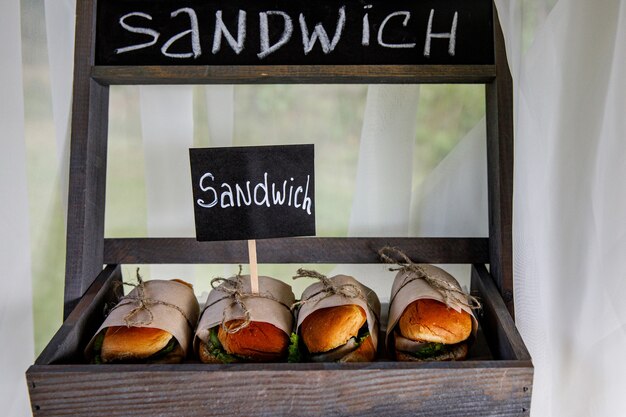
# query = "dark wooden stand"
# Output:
<box><xmin>26</xmin><ymin>2</ymin><xmax>532</xmax><ymax>416</ymax></box>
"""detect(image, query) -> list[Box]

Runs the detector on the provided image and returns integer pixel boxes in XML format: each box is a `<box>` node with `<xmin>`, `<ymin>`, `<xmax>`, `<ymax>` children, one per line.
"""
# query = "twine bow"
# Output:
<box><xmin>110</xmin><ymin>268</ymin><xmax>195</xmax><ymax>329</ymax></box>
<box><xmin>292</xmin><ymin>269</ymin><xmax>364</xmax><ymax>310</ymax></box>
<box><xmin>205</xmin><ymin>266</ymin><xmax>291</xmax><ymax>334</ymax></box>
<box><xmin>379</xmin><ymin>246</ymin><xmax>481</xmax><ymax>311</ymax></box>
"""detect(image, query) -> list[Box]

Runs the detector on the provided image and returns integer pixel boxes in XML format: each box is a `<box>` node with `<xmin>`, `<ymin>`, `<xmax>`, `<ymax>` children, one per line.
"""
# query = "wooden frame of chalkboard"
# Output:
<box><xmin>26</xmin><ymin>1</ymin><xmax>532</xmax><ymax>416</ymax></box>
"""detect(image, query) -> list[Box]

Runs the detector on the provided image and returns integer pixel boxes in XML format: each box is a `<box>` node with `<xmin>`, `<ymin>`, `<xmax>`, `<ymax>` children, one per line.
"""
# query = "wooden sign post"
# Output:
<box><xmin>190</xmin><ymin>144</ymin><xmax>316</xmax><ymax>291</ymax></box>
<box><xmin>248</xmin><ymin>239</ymin><xmax>259</xmax><ymax>293</ymax></box>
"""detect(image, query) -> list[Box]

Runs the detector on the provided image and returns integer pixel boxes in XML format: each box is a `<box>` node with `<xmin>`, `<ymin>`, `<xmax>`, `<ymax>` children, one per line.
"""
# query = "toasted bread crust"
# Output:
<box><xmin>398</xmin><ymin>299</ymin><xmax>472</xmax><ymax>344</ymax></box>
<box><xmin>301</xmin><ymin>305</ymin><xmax>367</xmax><ymax>353</ymax></box>
<box><xmin>101</xmin><ymin>326</ymin><xmax>173</xmax><ymax>362</ymax></box>
<box><xmin>218</xmin><ymin>320</ymin><xmax>289</xmax><ymax>362</ymax></box>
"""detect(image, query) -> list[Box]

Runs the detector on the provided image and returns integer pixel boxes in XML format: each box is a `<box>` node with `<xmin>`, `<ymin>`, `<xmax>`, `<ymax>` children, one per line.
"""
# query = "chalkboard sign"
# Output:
<box><xmin>189</xmin><ymin>145</ymin><xmax>315</xmax><ymax>241</ymax></box>
<box><xmin>96</xmin><ymin>0</ymin><xmax>493</xmax><ymax>66</ymax></box>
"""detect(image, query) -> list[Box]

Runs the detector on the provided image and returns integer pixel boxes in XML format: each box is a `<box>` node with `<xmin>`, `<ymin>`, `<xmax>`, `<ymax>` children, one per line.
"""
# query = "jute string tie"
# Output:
<box><xmin>205</xmin><ymin>267</ymin><xmax>291</xmax><ymax>334</ymax></box>
<box><xmin>291</xmin><ymin>268</ymin><xmax>364</xmax><ymax>310</ymax></box>
<box><xmin>111</xmin><ymin>268</ymin><xmax>195</xmax><ymax>329</ymax></box>
<box><xmin>378</xmin><ymin>246</ymin><xmax>481</xmax><ymax>310</ymax></box>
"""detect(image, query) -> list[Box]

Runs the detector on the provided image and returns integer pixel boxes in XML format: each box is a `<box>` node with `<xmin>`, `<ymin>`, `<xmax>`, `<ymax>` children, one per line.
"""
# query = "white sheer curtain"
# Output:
<box><xmin>7</xmin><ymin>1</ymin><xmax>626</xmax><ymax>416</ymax></box>
<box><xmin>496</xmin><ymin>1</ymin><xmax>626</xmax><ymax>415</ymax></box>
<box><xmin>331</xmin><ymin>85</ymin><xmax>421</xmax><ymax>298</ymax></box>
<box><xmin>44</xmin><ymin>0</ymin><xmax>75</xmax><ymax>214</ymax></box>
<box><xmin>410</xmin><ymin>119</ymin><xmax>489</xmax><ymax>288</ymax></box>
<box><xmin>140</xmin><ymin>86</ymin><xmax>196</xmax><ymax>281</ymax></box>
<box><xmin>1</xmin><ymin>1</ymin><xmax>35</xmax><ymax>416</ymax></box>
<box><xmin>205</xmin><ymin>85</ymin><xmax>235</xmax><ymax>148</ymax></box>
<box><xmin>348</xmin><ymin>85</ymin><xmax>420</xmax><ymax>237</ymax></box>
<box><xmin>139</xmin><ymin>85</ymin><xmax>235</xmax><ymax>284</ymax></box>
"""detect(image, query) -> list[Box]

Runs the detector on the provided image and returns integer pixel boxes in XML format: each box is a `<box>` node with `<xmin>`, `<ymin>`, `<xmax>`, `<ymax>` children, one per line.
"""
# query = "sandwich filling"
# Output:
<box><xmin>203</xmin><ymin>327</ymin><xmax>247</xmax><ymax>363</ymax></box>
<box><xmin>394</xmin><ymin>331</ymin><xmax>466</xmax><ymax>360</ymax></box>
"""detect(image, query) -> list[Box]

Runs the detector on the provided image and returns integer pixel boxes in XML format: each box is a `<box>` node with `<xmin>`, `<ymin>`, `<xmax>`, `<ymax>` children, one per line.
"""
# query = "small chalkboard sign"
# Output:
<box><xmin>190</xmin><ymin>145</ymin><xmax>315</xmax><ymax>241</ymax></box>
<box><xmin>96</xmin><ymin>0</ymin><xmax>494</xmax><ymax>66</ymax></box>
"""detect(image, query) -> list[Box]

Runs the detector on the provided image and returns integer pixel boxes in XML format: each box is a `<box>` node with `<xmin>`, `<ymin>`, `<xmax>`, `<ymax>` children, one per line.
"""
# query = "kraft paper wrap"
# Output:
<box><xmin>385</xmin><ymin>265</ymin><xmax>478</xmax><ymax>349</ymax></box>
<box><xmin>295</xmin><ymin>274</ymin><xmax>381</xmax><ymax>351</ymax></box>
<box><xmin>194</xmin><ymin>275</ymin><xmax>295</xmax><ymax>354</ymax></box>
<box><xmin>85</xmin><ymin>279</ymin><xmax>200</xmax><ymax>358</ymax></box>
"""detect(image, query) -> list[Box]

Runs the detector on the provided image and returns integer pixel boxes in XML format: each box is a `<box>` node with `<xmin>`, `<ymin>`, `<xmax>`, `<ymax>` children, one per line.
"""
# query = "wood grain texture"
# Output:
<box><xmin>92</xmin><ymin>65</ymin><xmax>496</xmax><ymax>85</ymax></box>
<box><xmin>27</xmin><ymin>362</ymin><xmax>532</xmax><ymax>417</ymax></box>
<box><xmin>64</xmin><ymin>0</ymin><xmax>110</xmax><ymax>319</ymax></box>
<box><xmin>103</xmin><ymin>237</ymin><xmax>489</xmax><ymax>264</ymax></box>
<box><xmin>37</xmin><ymin>265</ymin><xmax>122</xmax><ymax>365</ymax></box>
<box><xmin>471</xmin><ymin>265</ymin><xmax>530</xmax><ymax>361</ymax></box>
<box><xmin>485</xmin><ymin>7</ymin><xmax>515</xmax><ymax>317</ymax></box>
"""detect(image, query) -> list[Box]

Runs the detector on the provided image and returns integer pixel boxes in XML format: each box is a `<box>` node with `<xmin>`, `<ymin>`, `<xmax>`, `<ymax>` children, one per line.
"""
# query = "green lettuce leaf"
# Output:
<box><xmin>287</xmin><ymin>332</ymin><xmax>302</xmax><ymax>363</ymax></box>
<box><xmin>409</xmin><ymin>342</ymin><xmax>447</xmax><ymax>359</ymax></box>
<box><xmin>92</xmin><ymin>332</ymin><xmax>105</xmax><ymax>364</ymax></box>
<box><xmin>206</xmin><ymin>327</ymin><xmax>242</xmax><ymax>364</ymax></box>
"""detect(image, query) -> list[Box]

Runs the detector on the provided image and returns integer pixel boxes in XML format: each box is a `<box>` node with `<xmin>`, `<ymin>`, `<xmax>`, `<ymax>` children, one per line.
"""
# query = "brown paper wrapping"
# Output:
<box><xmin>194</xmin><ymin>275</ymin><xmax>295</xmax><ymax>354</ymax></box>
<box><xmin>85</xmin><ymin>279</ymin><xmax>200</xmax><ymax>358</ymax></box>
<box><xmin>385</xmin><ymin>265</ymin><xmax>478</xmax><ymax>349</ymax></box>
<box><xmin>295</xmin><ymin>274</ymin><xmax>381</xmax><ymax>352</ymax></box>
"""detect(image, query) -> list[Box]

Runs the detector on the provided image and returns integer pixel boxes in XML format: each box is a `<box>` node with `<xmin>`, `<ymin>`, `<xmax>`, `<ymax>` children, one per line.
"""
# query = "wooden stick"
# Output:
<box><xmin>248</xmin><ymin>239</ymin><xmax>259</xmax><ymax>294</ymax></box>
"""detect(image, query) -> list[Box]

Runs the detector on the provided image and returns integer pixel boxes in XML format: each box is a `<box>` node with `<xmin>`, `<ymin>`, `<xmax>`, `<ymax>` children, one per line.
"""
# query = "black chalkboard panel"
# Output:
<box><xmin>96</xmin><ymin>0</ymin><xmax>493</xmax><ymax>66</ymax></box>
<box><xmin>189</xmin><ymin>145</ymin><xmax>315</xmax><ymax>241</ymax></box>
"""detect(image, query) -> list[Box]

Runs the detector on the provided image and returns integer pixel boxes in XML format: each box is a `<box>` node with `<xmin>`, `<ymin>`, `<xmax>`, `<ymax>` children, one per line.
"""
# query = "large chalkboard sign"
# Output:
<box><xmin>189</xmin><ymin>145</ymin><xmax>315</xmax><ymax>241</ymax></box>
<box><xmin>96</xmin><ymin>0</ymin><xmax>494</xmax><ymax>66</ymax></box>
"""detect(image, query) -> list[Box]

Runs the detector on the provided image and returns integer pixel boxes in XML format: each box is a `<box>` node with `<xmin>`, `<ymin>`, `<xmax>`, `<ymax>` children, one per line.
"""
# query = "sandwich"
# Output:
<box><xmin>92</xmin><ymin>326</ymin><xmax>186</xmax><ymax>364</ymax></box>
<box><xmin>296</xmin><ymin>304</ymin><xmax>376</xmax><ymax>362</ymax></box>
<box><xmin>195</xmin><ymin>275</ymin><xmax>295</xmax><ymax>363</ymax></box>
<box><xmin>290</xmin><ymin>272</ymin><xmax>380</xmax><ymax>363</ymax></box>
<box><xmin>198</xmin><ymin>320</ymin><xmax>290</xmax><ymax>363</ymax></box>
<box><xmin>88</xmin><ymin>277</ymin><xmax>200</xmax><ymax>364</ymax></box>
<box><xmin>393</xmin><ymin>298</ymin><xmax>472</xmax><ymax>361</ymax></box>
<box><xmin>386</xmin><ymin>263</ymin><xmax>477</xmax><ymax>362</ymax></box>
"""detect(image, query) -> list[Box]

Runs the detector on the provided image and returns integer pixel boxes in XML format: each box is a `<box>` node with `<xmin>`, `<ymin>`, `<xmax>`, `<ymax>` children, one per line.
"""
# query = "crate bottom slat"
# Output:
<box><xmin>27</xmin><ymin>363</ymin><xmax>532</xmax><ymax>417</ymax></box>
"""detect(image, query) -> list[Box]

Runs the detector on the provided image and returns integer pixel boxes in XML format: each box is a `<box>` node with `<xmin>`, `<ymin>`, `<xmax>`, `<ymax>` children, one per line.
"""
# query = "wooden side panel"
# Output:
<box><xmin>92</xmin><ymin>65</ymin><xmax>496</xmax><ymax>85</ymax></box>
<box><xmin>36</xmin><ymin>265</ymin><xmax>122</xmax><ymax>365</ymax></box>
<box><xmin>64</xmin><ymin>0</ymin><xmax>110</xmax><ymax>319</ymax></box>
<box><xmin>485</xmin><ymin>7</ymin><xmax>515</xmax><ymax>316</ymax></box>
<box><xmin>103</xmin><ymin>237</ymin><xmax>489</xmax><ymax>264</ymax></box>
<box><xmin>27</xmin><ymin>364</ymin><xmax>532</xmax><ymax>417</ymax></box>
<box><xmin>471</xmin><ymin>265</ymin><xmax>530</xmax><ymax>361</ymax></box>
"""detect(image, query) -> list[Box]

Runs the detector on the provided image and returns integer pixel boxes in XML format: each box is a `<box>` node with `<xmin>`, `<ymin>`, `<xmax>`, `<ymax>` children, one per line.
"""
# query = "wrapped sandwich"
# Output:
<box><xmin>86</xmin><ymin>273</ymin><xmax>200</xmax><ymax>364</ymax></box>
<box><xmin>290</xmin><ymin>269</ymin><xmax>380</xmax><ymax>363</ymax></box>
<box><xmin>195</xmin><ymin>274</ymin><xmax>295</xmax><ymax>363</ymax></box>
<box><xmin>381</xmin><ymin>247</ymin><xmax>479</xmax><ymax>361</ymax></box>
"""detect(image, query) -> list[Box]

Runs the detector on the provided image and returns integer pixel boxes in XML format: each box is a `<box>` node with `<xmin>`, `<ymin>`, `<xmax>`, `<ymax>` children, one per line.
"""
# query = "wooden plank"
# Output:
<box><xmin>485</xmin><ymin>7</ymin><xmax>515</xmax><ymax>317</ymax></box>
<box><xmin>36</xmin><ymin>265</ymin><xmax>122</xmax><ymax>365</ymax></box>
<box><xmin>64</xmin><ymin>0</ymin><xmax>110</xmax><ymax>319</ymax></box>
<box><xmin>103</xmin><ymin>237</ymin><xmax>490</xmax><ymax>264</ymax></box>
<box><xmin>471</xmin><ymin>264</ymin><xmax>530</xmax><ymax>361</ymax></box>
<box><xmin>27</xmin><ymin>363</ymin><xmax>532</xmax><ymax>417</ymax></box>
<box><xmin>92</xmin><ymin>65</ymin><xmax>496</xmax><ymax>85</ymax></box>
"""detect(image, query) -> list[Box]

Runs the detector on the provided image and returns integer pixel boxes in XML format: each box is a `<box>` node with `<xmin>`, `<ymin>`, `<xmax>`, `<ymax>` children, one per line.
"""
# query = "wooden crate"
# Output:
<box><xmin>28</xmin><ymin>262</ymin><xmax>532</xmax><ymax>416</ymax></box>
<box><xmin>26</xmin><ymin>1</ymin><xmax>532</xmax><ymax>415</ymax></box>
